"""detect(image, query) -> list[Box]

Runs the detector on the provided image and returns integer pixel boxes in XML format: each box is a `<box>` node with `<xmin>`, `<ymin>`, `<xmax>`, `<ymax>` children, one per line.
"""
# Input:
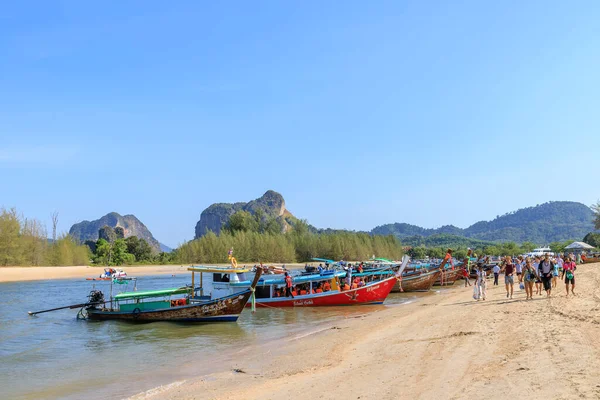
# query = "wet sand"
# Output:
<box><xmin>132</xmin><ymin>263</ymin><xmax>600</xmax><ymax>400</ymax></box>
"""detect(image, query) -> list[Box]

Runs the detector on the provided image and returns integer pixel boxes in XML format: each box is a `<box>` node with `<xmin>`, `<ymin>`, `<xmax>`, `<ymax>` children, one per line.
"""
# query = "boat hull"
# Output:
<box><xmin>393</xmin><ymin>270</ymin><xmax>440</xmax><ymax>292</ymax></box>
<box><xmin>87</xmin><ymin>290</ymin><xmax>252</xmax><ymax>323</ymax></box>
<box><xmin>433</xmin><ymin>268</ymin><xmax>462</xmax><ymax>286</ymax></box>
<box><xmin>251</xmin><ymin>275</ymin><xmax>398</xmax><ymax>307</ymax></box>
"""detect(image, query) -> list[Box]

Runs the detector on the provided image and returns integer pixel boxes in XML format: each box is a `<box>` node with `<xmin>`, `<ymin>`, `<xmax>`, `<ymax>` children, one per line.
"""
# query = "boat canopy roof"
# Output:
<box><xmin>187</xmin><ymin>266</ymin><xmax>251</xmax><ymax>274</ymax></box>
<box><xmin>311</xmin><ymin>257</ymin><xmax>335</xmax><ymax>264</ymax></box>
<box><xmin>230</xmin><ymin>270</ymin><xmax>346</xmax><ymax>287</ymax></box>
<box><xmin>114</xmin><ymin>287</ymin><xmax>189</xmax><ymax>300</ymax></box>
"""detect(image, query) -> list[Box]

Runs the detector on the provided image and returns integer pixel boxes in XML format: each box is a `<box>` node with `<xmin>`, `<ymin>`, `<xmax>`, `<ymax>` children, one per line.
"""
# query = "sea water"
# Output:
<box><xmin>0</xmin><ymin>275</ymin><xmax>424</xmax><ymax>400</ymax></box>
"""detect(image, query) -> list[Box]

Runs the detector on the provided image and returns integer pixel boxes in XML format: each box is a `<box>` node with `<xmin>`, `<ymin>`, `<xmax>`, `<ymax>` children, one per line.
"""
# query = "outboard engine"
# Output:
<box><xmin>88</xmin><ymin>290</ymin><xmax>105</xmax><ymax>305</ymax></box>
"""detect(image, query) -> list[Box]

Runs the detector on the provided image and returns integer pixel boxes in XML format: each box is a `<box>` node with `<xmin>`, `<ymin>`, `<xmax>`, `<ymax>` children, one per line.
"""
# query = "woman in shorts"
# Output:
<box><xmin>515</xmin><ymin>256</ymin><xmax>524</xmax><ymax>284</ymax></box>
<box><xmin>523</xmin><ymin>258</ymin><xmax>538</xmax><ymax>300</ymax></box>
<box><xmin>562</xmin><ymin>256</ymin><xmax>576</xmax><ymax>297</ymax></box>
<box><xmin>552</xmin><ymin>256</ymin><xmax>560</xmax><ymax>288</ymax></box>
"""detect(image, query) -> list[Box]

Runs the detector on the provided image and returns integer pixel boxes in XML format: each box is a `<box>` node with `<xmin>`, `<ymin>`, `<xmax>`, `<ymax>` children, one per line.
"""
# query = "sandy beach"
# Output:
<box><xmin>0</xmin><ymin>263</ymin><xmax>309</xmax><ymax>283</ymax></box>
<box><xmin>131</xmin><ymin>262</ymin><xmax>600</xmax><ymax>400</ymax></box>
<box><xmin>0</xmin><ymin>265</ymin><xmax>187</xmax><ymax>283</ymax></box>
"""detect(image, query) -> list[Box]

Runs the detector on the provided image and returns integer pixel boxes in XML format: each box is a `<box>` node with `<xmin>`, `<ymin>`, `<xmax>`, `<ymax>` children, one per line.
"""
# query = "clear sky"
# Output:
<box><xmin>1</xmin><ymin>1</ymin><xmax>599</xmax><ymax>247</ymax></box>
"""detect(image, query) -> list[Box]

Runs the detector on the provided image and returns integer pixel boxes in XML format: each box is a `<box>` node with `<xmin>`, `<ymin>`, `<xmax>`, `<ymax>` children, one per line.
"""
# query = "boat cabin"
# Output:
<box><xmin>187</xmin><ymin>266</ymin><xmax>348</xmax><ymax>302</ymax></box>
<box><xmin>113</xmin><ymin>287</ymin><xmax>191</xmax><ymax>312</ymax></box>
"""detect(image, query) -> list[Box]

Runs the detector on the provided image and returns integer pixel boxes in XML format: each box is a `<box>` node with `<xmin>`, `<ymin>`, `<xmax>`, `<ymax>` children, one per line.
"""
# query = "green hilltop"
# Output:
<box><xmin>371</xmin><ymin>201</ymin><xmax>595</xmax><ymax>245</ymax></box>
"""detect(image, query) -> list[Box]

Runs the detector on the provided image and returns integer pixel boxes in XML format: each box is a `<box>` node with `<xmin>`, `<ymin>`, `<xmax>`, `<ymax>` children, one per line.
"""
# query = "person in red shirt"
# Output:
<box><xmin>562</xmin><ymin>256</ymin><xmax>577</xmax><ymax>297</ymax></box>
<box><xmin>284</xmin><ymin>272</ymin><xmax>294</xmax><ymax>298</ymax></box>
<box><xmin>462</xmin><ymin>266</ymin><xmax>471</xmax><ymax>287</ymax></box>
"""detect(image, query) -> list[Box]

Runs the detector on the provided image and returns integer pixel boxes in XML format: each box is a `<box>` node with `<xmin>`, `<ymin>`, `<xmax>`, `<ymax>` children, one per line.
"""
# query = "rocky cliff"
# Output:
<box><xmin>194</xmin><ymin>190</ymin><xmax>292</xmax><ymax>238</ymax></box>
<box><xmin>69</xmin><ymin>212</ymin><xmax>162</xmax><ymax>252</ymax></box>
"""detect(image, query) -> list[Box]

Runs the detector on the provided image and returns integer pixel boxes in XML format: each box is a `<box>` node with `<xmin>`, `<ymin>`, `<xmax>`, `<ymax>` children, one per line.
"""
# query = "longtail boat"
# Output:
<box><xmin>433</xmin><ymin>268</ymin><xmax>463</xmax><ymax>286</ymax></box>
<box><xmin>188</xmin><ymin>256</ymin><xmax>409</xmax><ymax>308</ymax></box>
<box><xmin>29</xmin><ymin>269</ymin><xmax>262</xmax><ymax>323</ymax></box>
<box><xmin>85</xmin><ymin>269</ymin><xmax>262</xmax><ymax>322</ymax></box>
<box><xmin>85</xmin><ymin>268</ymin><xmax>128</xmax><ymax>281</ymax></box>
<box><xmin>395</xmin><ymin>269</ymin><xmax>440</xmax><ymax>292</ymax></box>
<box><xmin>582</xmin><ymin>253</ymin><xmax>600</xmax><ymax>264</ymax></box>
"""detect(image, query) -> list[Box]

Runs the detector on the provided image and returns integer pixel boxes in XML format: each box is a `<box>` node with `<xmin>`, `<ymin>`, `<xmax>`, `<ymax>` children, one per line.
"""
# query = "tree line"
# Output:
<box><xmin>3</xmin><ymin>203</ymin><xmax>599</xmax><ymax>267</ymax></box>
<box><xmin>177</xmin><ymin>215</ymin><xmax>404</xmax><ymax>264</ymax></box>
<box><xmin>0</xmin><ymin>208</ymin><xmax>89</xmax><ymax>266</ymax></box>
<box><xmin>407</xmin><ymin>240</ymin><xmax>583</xmax><ymax>261</ymax></box>
<box><xmin>86</xmin><ymin>226</ymin><xmax>175</xmax><ymax>265</ymax></box>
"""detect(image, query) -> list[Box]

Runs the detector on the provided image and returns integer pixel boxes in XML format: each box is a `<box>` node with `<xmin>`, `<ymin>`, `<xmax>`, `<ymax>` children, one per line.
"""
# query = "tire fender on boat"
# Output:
<box><xmin>132</xmin><ymin>308</ymin><xmax>141</xmax><ymax>319</ymax></box>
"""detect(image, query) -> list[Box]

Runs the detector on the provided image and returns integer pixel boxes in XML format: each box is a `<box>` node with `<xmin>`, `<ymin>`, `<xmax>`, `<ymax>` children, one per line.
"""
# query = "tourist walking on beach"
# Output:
<box><xmin>523</xmin><ymin>258</ymin><xmax>538</xmax><ymax>300</ymax></box>
<box><xmin>515</xmin><ymin>256</ymin><xmax>524</xmax><ymax>285</ymax></box>
<box><xmin>492</xmin><ymin>263</ymin><xmax>500</xmax><ymax>285</ymax></box>
<box><xmin>552</xmin><ymin>256</ymin><xmax>561</xmax><ymax>288</ymax></box>
<box><xmin>462</xmin><ymin>265</ymin><xmax>471</xmax><ymax>287</ymax></box>
<box><xmin>538</xmin><ymin>254</ymin><xmax>554</xmax><ymax>297</ymax></box>
<box><xmin>533</xmin><ymin>256</ymin><xmax>542</xmax><ymax>295</ymax></box>
<box><xmin>502</xmin><ymin>256</ymin><xmax>515</xmax><ymax>299</ymax></box>
<box><xmin>284</xmin><ymin>272</ymin><xmax>294</xmax><ymax>298</ymax></box>
<box><xmin>562</xmin><ymin>256</ymin><xmax>576</xmax><ymax>297</ymax></box>
<box><xmin>473</xmin><ymin>264</ymin><xmax>487</xmax><ymax>301</ymax></box>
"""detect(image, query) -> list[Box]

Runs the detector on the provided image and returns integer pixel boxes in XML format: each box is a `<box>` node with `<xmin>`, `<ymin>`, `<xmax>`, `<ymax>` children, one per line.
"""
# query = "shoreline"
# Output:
<box><xmin>130</xmin><ymin>263</ymin><xmax>600</xmax><ymax>400</ymax></box>
<box><xmin>0</xmin><ymin>263</ymin><xmax>309</xmax><ymax>283</ymax></box>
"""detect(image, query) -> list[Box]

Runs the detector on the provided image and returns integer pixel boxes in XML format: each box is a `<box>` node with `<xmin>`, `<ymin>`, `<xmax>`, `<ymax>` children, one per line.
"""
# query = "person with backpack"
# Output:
<box><xmin>562</xmin><ymin>256</ymin><xmax>577</xmax><ymax>297</ymax></box>
<box><xmin>538</xmin><ymin>253</ymin><xmax>555</xmax><ymax>297</ymax></box>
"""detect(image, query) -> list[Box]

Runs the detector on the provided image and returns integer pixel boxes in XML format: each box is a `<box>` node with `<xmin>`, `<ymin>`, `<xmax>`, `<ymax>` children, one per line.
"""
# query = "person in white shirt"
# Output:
<box><xmin>473</xmin><ymin>264</ymin><xmax>487</xmax><ymax>301</ymax></box>
<box><xmin>515</xmin><ymin>256</ymin><xmax>524</xmax><ymax>285</ymax></box>
<box><xmin>492</xmin><ymin>264</ymin><xmax>501</xmax><ymax>285</ymax></box>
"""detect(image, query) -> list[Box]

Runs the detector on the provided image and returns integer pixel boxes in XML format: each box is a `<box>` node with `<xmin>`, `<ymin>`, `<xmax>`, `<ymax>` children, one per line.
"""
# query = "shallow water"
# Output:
<box><xmin>0</xmin><ymin>275</ymin><xmax>424</xmax><ymax>400</ymax></box>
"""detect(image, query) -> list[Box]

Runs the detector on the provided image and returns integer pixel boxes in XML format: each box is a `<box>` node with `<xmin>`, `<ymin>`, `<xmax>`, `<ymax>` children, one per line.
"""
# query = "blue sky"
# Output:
<box><xmin>1</xmin><ymin>1</ymin><xmax>598</xmax><ymax>247</ymax></box>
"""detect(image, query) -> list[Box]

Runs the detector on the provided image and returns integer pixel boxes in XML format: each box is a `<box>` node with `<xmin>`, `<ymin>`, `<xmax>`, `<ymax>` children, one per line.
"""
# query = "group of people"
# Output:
<box><xmin>274</xmin><ymin>278</ymin><xmax>332</xmax><ymax>298</ymax></box>
<box><xmin>465</xmin><ymin>252</ymin><xmax>578</xmax><ymax>301</ymax></box>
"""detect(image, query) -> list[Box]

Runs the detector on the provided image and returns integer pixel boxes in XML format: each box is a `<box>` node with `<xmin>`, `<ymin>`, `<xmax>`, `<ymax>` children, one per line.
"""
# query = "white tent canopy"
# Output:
<box><xmin>564</xmin><ymin>241</ymin><xmax>595</xmax><ymax>250</ymax></box>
